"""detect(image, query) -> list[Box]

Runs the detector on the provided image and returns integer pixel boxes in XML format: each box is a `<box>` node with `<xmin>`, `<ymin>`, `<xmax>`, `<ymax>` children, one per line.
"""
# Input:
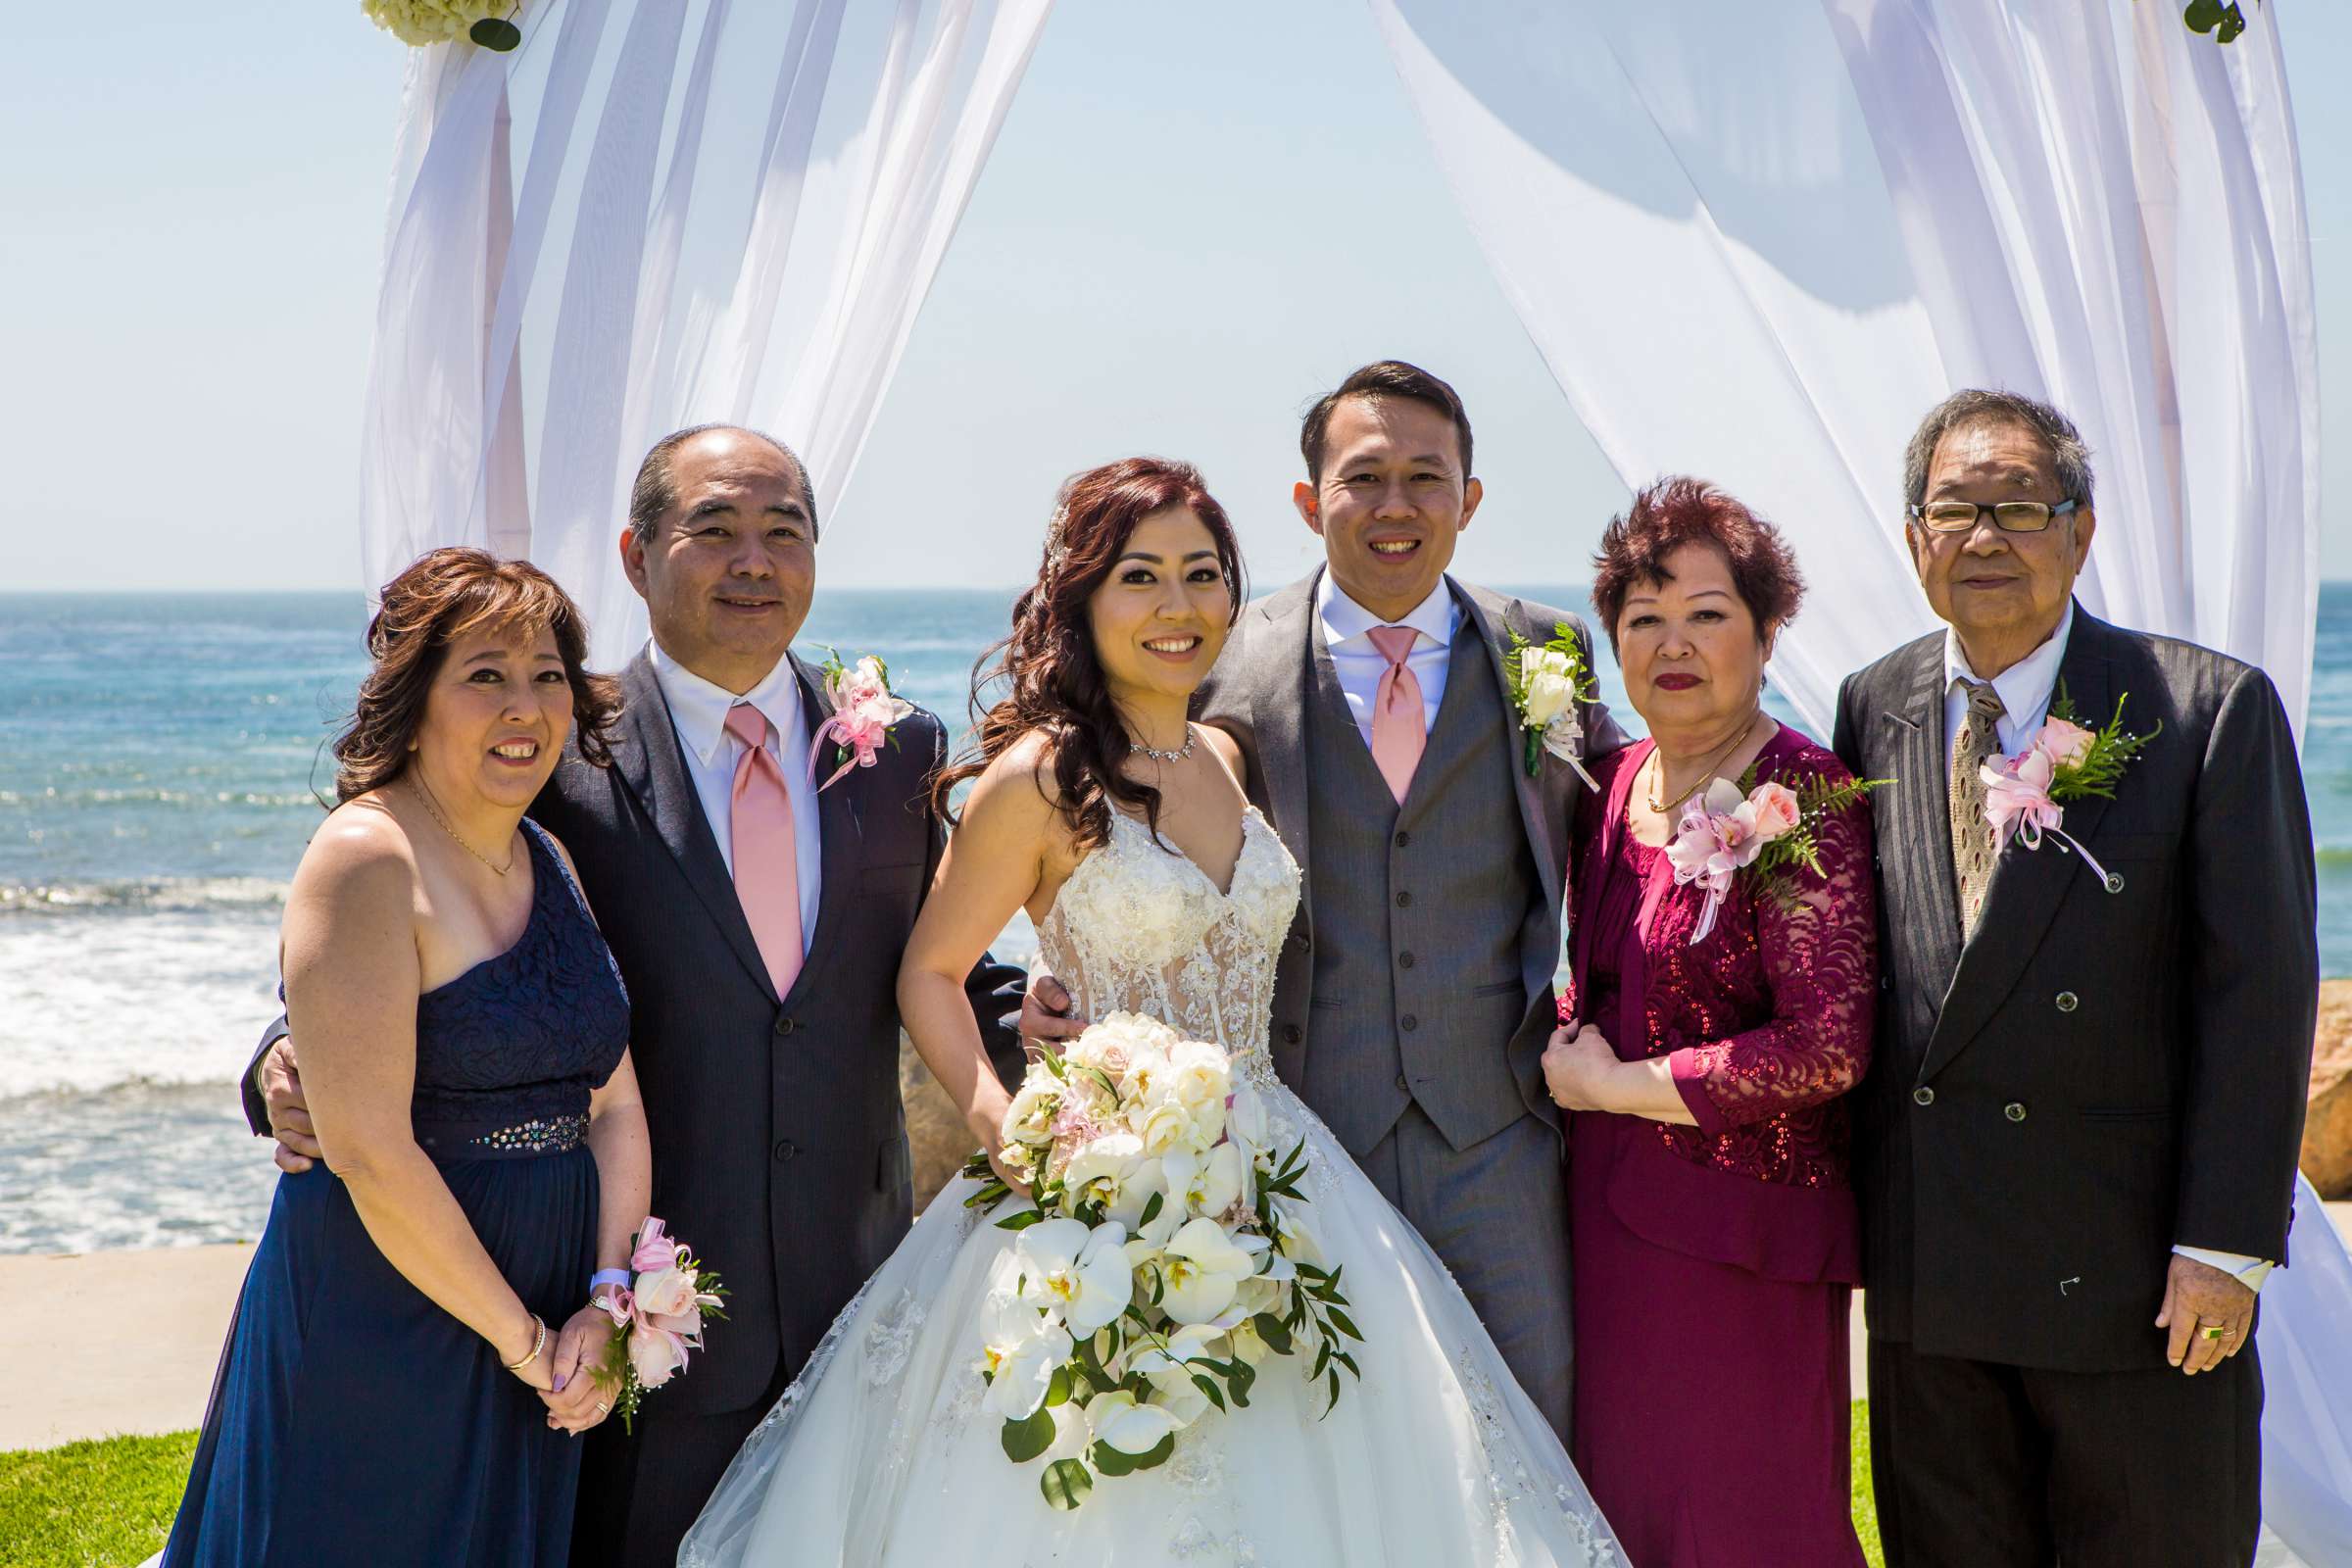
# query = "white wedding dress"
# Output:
<box><xmin>681</xmin><ymin>805</ymin><xmax>1627</xmax><ymax>1567</ymax></box>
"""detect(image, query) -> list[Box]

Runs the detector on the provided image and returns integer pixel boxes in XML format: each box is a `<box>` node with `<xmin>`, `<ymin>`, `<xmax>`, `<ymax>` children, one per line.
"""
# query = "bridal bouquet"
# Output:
<box><xmin>589</xmin><ymin>1218</ymin><xmax>726</xmax><ymax>1434</ymax></box>
<box><xmin>959</xmin><ymin>1013</ymin><xmax>1362</xmax><ymax>1509</ymax></box>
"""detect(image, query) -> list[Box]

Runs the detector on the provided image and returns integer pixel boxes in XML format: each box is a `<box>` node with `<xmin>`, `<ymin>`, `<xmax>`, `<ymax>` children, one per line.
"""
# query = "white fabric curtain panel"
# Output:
<box><xmin>356</xmin><ymin>0</ymin><xmax>1055</xmax><ymax>666</ymax></box>
<box><xmin>1368</xmin><ymin>0</ymin><xmax>2320</xmax><ymax>742</ymax></box>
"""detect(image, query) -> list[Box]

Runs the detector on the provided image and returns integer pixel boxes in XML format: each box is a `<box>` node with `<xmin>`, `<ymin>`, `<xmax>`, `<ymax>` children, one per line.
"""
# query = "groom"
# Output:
<box><xmin>1041</xmin><ymin>362</ymin><xmax>1624</xmax><ymax>1438</ymax></box>
<box><xmin>246</xmin><ymin>424</ymin><xmax>1025</xmax><ymax>1567</ymax></box>
<box><xmin>1834</xmin><ymin>389</ymin><xmax>2316</xmax><ymax>1566</ymax></box>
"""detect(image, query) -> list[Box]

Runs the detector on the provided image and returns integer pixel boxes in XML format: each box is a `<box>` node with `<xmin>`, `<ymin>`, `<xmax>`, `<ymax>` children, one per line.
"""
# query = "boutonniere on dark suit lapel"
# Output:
<box><xmin>809</xmin><ymin>650</ymin><xmax>914</xmax><ymax>792</ymax></box>
<box><xmin>1979</xmin><ymin>682</ymin><xmax>2160</xmax><ymax>894</ymax></box>
<box><xmin>1503</xmin><ymin>621</ymin><xmax>1600</xmax><ymax>788</ymax></box>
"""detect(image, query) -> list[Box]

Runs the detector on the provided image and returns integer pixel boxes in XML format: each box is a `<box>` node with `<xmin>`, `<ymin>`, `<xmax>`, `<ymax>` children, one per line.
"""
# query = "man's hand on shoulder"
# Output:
<box><xmin>257</xmin><ymin>1036</ymin><xmax>321</xmax><ymax>1174</ymax></box>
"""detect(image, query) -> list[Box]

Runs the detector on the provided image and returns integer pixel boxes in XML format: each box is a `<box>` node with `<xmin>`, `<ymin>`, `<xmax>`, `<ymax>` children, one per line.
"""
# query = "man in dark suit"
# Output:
<box><xmin>1833</xmin><ymin>389</ymin><xmax>2316</xmax><ymax>1566</ymax></box>
<box><xmin>246</xmin><ymin>425</ymin><xmax>1024</xmax><ymax>1566</ymax></box>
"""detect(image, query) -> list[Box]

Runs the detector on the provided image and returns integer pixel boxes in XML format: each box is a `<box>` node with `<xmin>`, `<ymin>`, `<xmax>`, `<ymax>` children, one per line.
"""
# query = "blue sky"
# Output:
<box><xmin>3</xmin><ymin>2</ymin><xmax>2344</xmax><ymax>593</ymax></box>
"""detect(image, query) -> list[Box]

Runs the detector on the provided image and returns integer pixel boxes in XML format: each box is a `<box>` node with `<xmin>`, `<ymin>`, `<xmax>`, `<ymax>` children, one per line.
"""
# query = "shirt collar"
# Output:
<box><xmin>646</xmin><ymin>639</ymin><xmax>806</xmax><ymax>767</ymax></box>
<box><xmin>1943</xmin><ymin>600</ymin><xmax>2075</xmax><ymax>725</ymax></box>
<box><xmin>1315</xmin><ymin>570</ymin><xmax>1459</xmax><ymax>653</ymax></box>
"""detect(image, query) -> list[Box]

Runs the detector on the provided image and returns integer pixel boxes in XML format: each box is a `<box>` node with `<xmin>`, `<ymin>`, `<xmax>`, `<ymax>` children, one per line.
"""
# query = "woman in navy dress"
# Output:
<box><xmin>163</xmin><ymin>549</ymin><xmax>650</xmax><ymax>1567</ymax></box>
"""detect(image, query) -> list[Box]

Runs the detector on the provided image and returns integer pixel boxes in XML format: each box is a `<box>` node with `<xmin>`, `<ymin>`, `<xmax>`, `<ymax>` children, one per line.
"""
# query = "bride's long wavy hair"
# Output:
<box><xmin>933</xmin><ymin>457</ymin><xmax>1246</xmax><ymax>851</ymax></box>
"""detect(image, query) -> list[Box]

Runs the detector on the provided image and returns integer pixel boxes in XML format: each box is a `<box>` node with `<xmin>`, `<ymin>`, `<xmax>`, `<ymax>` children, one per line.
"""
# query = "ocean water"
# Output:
<box><xmin>6</xmin><ymin>587</ymin><xmax>2349</xmax><ymax>1253</ymax></box>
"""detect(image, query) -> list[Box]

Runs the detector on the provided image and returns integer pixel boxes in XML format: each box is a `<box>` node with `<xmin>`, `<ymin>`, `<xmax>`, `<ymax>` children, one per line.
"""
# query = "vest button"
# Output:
<box><xmin>773</xmin><ymin>1139</ymin><xmax>799</xmax><ymax>1162</ymax></box>
<box><xmin>1395</xmin><ymin>830</ymin><xmax>1412</xmax><ymax>849</ymax></box>
<box><xmin>773</xmin><ymin>1014</ymin><xmax>796</xmax><ymax>1037</ymax></box>
<box><xmin>1398</xmin><ymin>952</ymin><xmax>1416</xmax><ymax>969</ymax></box>
<box><xmin>2054</xmin><ymin>991</ymin><xmax>2079</xmax><ymax>1012</ymax></box>
<box><xmin>1912</xmin><ymin>1086</ymin><xmax>1936</xmax><ymax>1107</ymax></box>
<box><xmin>2004</xmin><ymin>1102</ymin><xmax>2029</xmax><ymax>1123</ymax></box>
<box><xmin>1395</xmin><ymin>891</ymin><xmax>1412</xmax><ymax>908</ymax></box>
<box><xmin>1401</xmin><ymin>1014</ymin><xmax>1418</xmax><ymax>1032</ymax></box>
<box><xmin>1282</xmin><ymin>1024</ymin><xmax>1301</xmax><ymax>1045</ymax></box>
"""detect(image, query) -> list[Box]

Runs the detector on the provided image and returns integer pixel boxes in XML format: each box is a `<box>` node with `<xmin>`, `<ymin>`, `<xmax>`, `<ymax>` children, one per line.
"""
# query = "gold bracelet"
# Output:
<box><xmin>503</xmin><ymin>1313</ymin><xmax>547</xmax><ymax>1372</ymax></box>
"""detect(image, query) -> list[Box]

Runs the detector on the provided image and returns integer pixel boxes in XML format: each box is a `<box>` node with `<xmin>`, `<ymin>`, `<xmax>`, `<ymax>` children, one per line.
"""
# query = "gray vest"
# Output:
<box><xmin>1298</xmin><ymin>625</ymin><xmax>1544</xmax><ymax>1154</ymax></box>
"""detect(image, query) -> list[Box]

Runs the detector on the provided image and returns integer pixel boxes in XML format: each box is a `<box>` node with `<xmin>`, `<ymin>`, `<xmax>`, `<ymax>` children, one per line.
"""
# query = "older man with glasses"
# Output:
<box><xmin>1833</xmin><ymin>388</ymin><xmax>2317</xmax><ymax>1567</ymax></box>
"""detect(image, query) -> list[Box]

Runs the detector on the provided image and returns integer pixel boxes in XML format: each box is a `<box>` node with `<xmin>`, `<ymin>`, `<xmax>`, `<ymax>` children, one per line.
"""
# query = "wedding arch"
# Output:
<box><xmin>351</xmin><ymin>2</ymin><xmax>2341</xmax><ymax>1553</ymax></box>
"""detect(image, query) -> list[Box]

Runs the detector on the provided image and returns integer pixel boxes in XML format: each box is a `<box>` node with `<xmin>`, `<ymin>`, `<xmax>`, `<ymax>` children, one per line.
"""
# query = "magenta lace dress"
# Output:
<box><xmin>1561</xmin><ymin>726</ymin><xmax>1876</xmax><ymax>1568</ymax></box>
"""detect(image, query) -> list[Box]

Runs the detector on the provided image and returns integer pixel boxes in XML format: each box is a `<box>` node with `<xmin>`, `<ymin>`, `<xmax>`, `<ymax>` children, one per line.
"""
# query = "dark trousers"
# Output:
<box><xmin>570</xmin><ymin>1355</ymin><xmax>793</xmax><ymax>1568</ymax></box>
<box><xmin>1868</xmin><ymin>1337</ymin><xmax>2263</xmax><ymax>1568</ymax></box>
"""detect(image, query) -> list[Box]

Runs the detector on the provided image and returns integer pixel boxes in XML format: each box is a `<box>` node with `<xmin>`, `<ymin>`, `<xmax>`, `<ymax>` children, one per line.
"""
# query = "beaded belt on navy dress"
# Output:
<box><xmin>413</xmin><ymin>1112</ymin><xmax>588</xmax><ymax>1160</ymax></box>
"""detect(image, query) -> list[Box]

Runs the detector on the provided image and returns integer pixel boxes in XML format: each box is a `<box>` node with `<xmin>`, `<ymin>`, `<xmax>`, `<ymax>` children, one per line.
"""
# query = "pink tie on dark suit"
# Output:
<box><xmin>723</xmin><ymin>703</ymin><xmax>803</xmax><ymax>996</ymax></box>
<box><xmin>1365</xmin><ymin>623</ymin><xmax>1426</xmax><ymax>805</ymax></box>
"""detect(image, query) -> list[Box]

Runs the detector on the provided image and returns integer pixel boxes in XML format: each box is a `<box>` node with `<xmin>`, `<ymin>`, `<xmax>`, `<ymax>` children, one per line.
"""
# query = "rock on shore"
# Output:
<box><xmin>2305</xmin><ymin>980</ymin><xmax>2352</xmax><ymax>1200</ymax></box>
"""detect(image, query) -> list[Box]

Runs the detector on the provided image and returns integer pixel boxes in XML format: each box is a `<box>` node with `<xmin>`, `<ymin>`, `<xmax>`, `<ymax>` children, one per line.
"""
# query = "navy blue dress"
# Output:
<box><xmin>164</xmin><ymin>820</ymin><xmax>630</xmax><ymax>1568</ymax></box>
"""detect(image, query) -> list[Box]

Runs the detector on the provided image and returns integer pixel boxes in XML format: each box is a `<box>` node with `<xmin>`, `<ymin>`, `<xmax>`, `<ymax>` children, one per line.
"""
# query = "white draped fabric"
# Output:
<box><xmin>1368</xmin><ymin>0</ymin><xmax>2320</xmax><ymax>741</ymax></box>
<box><xmin>356</xmin><ymin>0</ymin><xmax>1055</xmax><ymax>666</ymax></box>
<box><xmin>1370</xmin><ymin>3</ymin><xmax>2341</xmax><ymax>1557</ymax></box>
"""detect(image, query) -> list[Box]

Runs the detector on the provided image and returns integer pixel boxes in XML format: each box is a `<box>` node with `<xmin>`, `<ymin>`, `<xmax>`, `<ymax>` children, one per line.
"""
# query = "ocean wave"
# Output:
<box><xmin>0</xmin><ymin>875</ymin><xmax>290</xmax><ymax>914</ymax></box>
<box><xmin>0</xmin><ymin>787</ymin><xmax>323</xmax><ymax>808</ymax></box>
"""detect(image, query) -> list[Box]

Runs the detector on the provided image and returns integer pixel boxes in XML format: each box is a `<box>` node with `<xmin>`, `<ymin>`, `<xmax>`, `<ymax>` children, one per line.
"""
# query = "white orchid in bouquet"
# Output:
<box><xmin>959</xmin><ymin>1012</ymin><xmax>1364</xmax><ymax>1510</ymax></box>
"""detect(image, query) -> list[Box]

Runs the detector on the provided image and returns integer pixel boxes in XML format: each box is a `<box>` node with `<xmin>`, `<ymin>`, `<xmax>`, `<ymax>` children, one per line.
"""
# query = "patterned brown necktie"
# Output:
<box><xmin>1949</xmin><ymin>678</ymin><xmax>2007</xmax><ymax>935</ymax></box>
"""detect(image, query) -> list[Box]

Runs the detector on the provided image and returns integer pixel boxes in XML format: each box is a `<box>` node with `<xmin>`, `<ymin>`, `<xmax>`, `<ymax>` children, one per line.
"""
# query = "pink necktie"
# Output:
<box><xmin>1364</xmin><ymin>624</ymin><xmax>1426</xmax><ymax>805</ymax></box>
<box><xmin>724</xmin><ymin>704</ymin><xmax>803</xmax><ymax>996</ymax></box>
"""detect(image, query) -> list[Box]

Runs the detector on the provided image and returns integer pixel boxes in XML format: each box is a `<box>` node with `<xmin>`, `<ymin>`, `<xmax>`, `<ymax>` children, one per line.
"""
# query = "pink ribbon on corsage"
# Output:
<box><xmin>808</xmin><ymin>656</ymin><xmax>913</xmax><ymax>793</ymax></box>
<box><xmin>1979</xmin><ymin>718</ymin><xmax>2118</xmax><ymax>891</ymax></box>
<box><xmin>1663</xmin><ymin>776</ymin><xmax>1802</xmax><ymax>945</ymax></box>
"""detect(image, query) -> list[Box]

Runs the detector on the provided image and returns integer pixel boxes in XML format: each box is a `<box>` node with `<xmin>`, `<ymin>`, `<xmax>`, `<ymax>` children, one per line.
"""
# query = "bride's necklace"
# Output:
<box><xmin>1129</xmin><ymin>723</ymin><xmax>1196</xmax><ymax>765</ymax></box>
<box><xmin>1645</xmin><ymin>711</ymin><xmax>1764</xmax><ymax>815</ymax></box>
<box><xmin>410</xmin><ymin>773</ymin><xmax>515</xmax><ymax>876</ymax></box>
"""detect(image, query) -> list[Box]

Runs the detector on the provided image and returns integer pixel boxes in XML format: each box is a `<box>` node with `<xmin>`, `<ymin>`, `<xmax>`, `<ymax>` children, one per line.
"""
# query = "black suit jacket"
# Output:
<box><xmin>1833</xmin><ymin>607</ymin><xmax>2315</xmax><ymax>1372</ymax></box>
<box><xmin>246</xmin><ymin>650</ymin><xmax>1023</xmax><ymax>1415</ymax></box>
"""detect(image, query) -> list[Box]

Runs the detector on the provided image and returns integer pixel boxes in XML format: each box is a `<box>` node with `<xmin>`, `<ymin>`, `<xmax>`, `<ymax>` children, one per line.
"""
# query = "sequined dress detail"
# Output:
<box><xmin>682</xmin><ymin>805</ymin><xmax>1627</xmax><ymax>1567</ymax></box>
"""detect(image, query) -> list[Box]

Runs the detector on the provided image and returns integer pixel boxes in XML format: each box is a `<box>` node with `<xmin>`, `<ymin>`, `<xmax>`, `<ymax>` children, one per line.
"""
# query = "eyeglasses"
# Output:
<box><xmin>1908</xmin><ymin>498</ymin><xmax>2080</xmax><ymax>534</ymax></box>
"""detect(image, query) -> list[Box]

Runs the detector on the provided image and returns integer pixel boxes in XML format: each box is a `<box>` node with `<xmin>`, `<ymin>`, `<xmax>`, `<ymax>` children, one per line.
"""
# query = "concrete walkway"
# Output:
<box><xmin>8</xmin><ymin>1208</ymin><xmax>2350</xmax><ymax>1451</ymax></box>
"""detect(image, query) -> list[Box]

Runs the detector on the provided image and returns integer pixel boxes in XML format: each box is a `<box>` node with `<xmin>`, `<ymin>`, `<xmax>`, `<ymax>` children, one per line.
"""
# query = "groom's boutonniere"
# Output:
<box><xmin>1979</xmin><ymin>683</ymin><xmax>2158</xmax><ymax>894</ymax></box>
<box><xmin>809</xmin><ymin>649</ymin><xmax>915</xmax><ymax>792</ymax></box>
<box><xmin>1505</xmin><ymin>622</ymin><xmax>1600</xmax><ymax>787</ymax></box>
<box><xmin>1666</xmin><ymin>768</ymin><xmax>1885</xmax><ymax>944</ymax></box>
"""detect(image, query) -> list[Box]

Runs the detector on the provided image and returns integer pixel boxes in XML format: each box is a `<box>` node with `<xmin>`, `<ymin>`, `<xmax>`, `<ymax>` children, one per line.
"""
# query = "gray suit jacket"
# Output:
<box><xmin>1194</xmin><ymin>569</ymin><xmax>1629</xmax><ymax>1146</ymax></box>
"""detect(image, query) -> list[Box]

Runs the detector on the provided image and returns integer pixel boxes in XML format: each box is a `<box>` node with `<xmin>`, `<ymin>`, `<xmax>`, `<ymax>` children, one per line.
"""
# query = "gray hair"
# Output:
<box><xmin>1901</xmin><ymin>389</ymin><xmax>2095</xmax><ymax>513</ymax></box>
<box><xmin>626</xmin><ymin>423</ymin><xmax>818</xmax><ymax>544</ymax></box>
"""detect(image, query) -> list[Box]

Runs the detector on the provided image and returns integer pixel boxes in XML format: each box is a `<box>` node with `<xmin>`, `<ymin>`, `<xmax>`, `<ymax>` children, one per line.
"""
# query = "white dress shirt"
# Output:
<box><xmin>647</xmin><ymin>640</ymin><xmax>823</xmax><ymax>953</ymax></box>
<box><xmin>1940</xmin><ymin>605</ymin><xmax>2271</xmax><ymax>1293</ymax></box>
<box><xmin>1317</xmin><ymin>572</ymin><xmax>1460</xmax><ymax>745</ymax></box>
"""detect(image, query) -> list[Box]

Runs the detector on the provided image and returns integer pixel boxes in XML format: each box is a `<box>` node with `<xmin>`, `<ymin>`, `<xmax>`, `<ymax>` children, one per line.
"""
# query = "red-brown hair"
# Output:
<box><xmin>932</xmin><ymin>458</ymin><xmax>1245</xmax><ymax>851</ymax></box>
<box><xmin>331</xmin><ymin>548</ymin><xmax>619</xmax><ymax>805</ymax></box>
<box><xmin>1590</xmin><ymin>477</ymin><xmax>1805</xmax><ymax>657</ymax></box>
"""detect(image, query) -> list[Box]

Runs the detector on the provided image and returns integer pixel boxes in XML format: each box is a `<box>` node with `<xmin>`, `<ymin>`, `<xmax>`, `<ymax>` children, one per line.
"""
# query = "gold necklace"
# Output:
<box><xmin>409</xmin><ymin>773</ymin><xmax>514</xmax><ymax>876</ymax></box>
<box><xmin>1645</xmin><ymin>711</ymin><xmax>1764</xmax><ymax>815</ymax></box>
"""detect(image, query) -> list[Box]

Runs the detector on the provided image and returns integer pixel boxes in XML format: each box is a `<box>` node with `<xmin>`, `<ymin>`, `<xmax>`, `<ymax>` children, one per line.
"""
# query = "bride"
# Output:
<box><xmin>681</xmin><ymin>457</ymin><xmax>1625</xmax><ymax>1566</ymax></box>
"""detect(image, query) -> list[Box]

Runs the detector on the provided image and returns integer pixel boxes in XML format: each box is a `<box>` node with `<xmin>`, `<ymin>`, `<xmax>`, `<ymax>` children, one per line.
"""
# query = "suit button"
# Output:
<box><xmin>1880</xmin><ymin>974</ymin><xmax>1892</xmax><ymax>992</ymax></box>
<box><xmin>1912</xmin><ymin>1086</ymin><xmax>1936</xmax><ymax>1107</ymax></box>
<box><xmin>773</xmin><ymin>1014</ymin><xmax>797</xmax><ymax>1037</ymax></box>
<box><xmin>773</xmin><ymin>1139</ymin><xmax>799</xmax><ymax>1161</ymax></box>
<box><xmin>1401</xmin><ymin>1014</ymin><xmax>1419</xmax><ymax>1032</ymax></box>
<box><xmin>2054</xmin><ymin>992</ymin><xmax>2079</xmax><ymax>1013</ymax></box>
<box><xmin>1395</xmin><ymin>830</ymin><xmax>1412</xmax><ymax>849</ymax></box>
<box><xmin>1395</xmin><ymin>1073</ymin><xmax>1410</xmax><ymax>1091</ymax></box>
<box><xmin>1395</xmin><ymin>891</ymin><xmax>1413</xmax><ymax>908</ymax></box>
<box><xmin>1398</xmin><ymin>953</ymin><xmax>1417</xmax><ymax>969</ymax></box>
<box><xmin>1282</xmin><ymin>1024</ymin><xmax>1301</xmax><ymax>1045</ymax></box>
<box><xmin>2004</xmin><ymin>1102</ymin><xmax>2029</xmax><ymax>1123</ymax></box>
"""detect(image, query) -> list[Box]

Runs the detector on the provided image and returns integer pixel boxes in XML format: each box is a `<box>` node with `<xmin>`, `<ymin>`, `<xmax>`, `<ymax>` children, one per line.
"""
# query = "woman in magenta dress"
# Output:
<box><xmin>1542</xmin><ymin>478</ymin><xmax>1877</xmax><ymax>1567</ymax></box>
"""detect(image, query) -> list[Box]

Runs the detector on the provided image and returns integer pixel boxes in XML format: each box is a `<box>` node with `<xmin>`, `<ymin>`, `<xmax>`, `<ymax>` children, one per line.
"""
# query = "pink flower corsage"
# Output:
<box><xmin>1665</xmin><ymin>767</ymin><xmax>1884</xmax><ymax>945</ymax></box>
<box><xmin>809</xmin><ymin>650</ymin><xmax>915</xmax><ymax>793</ymax></box>
<box><xmin>592</xmin><ymin>1217</ymin><xmax>726</xmax><ymax>1433</ymax></box>
<box><xmin>1978</xmin><ymin>689</ymin><xmax>2157</xmax><ymax>895</ymax></box>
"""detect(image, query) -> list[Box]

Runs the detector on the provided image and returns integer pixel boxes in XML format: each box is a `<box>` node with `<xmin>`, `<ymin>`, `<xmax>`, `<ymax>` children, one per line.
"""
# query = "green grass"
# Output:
<box><xmin>1</xmin><ymin>1432</ymin><xmax>192</xmax><ymax>1568</ymax></box>
<box><xmin>1</xmin><ymin>1410</ymin><xmax>1886</xmax><ymax>1567</ymax></box>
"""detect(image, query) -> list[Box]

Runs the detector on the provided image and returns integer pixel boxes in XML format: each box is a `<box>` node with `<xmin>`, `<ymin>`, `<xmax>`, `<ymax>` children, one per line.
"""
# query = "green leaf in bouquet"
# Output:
<box><xmin>1223</xmin><ymin>1355</ymin><xmax>1256</xmax><ymax>1408</ymax></box>
<box><xmin>1191</xmin><ymin>1371</ymin><xmax>1228</xmax><ymax>1413</ymax></box>
<box><xmin>1138</xmin><ymin>1189</ymin><xmax>1164</xmax><ymax>1229</ymax></box>
<box><xmin>1251</xmin><ymin>1312</ymin><xmax>1294</xmax><ymax>1356</ymax></box>
<box><xmin>1325</xmin><ymin>1306</ymin><xmax>1363</xmax><ymax>1343</ymax></box>
<box><xmin>1045</xmin><ymin>1365</ymin><xmax>1073</xmax><ymax>1408</ymax></box>
<box><xmin>1090</xmin><ymin>1432</ymin><xmax>1177</xmax><ymax>1477</ymax></box>
<box><xmin>1001</xmin><ymin>1405</ymin><xmax>1055</xmax><ymax>1463</ymax></box>
<box><xmin>1041</xmin><ymin>1457</ymin><xmax>1094</xmax><ymax>1510</ymax></box>
<box><xmin>1311</xmin><ymin>1339</ymin><xmax>1332</xmax><ymax>1381</ymax></box>
<box><xmin>996</xmin><ymin>1205</ymin><xmax>1046</xmax><ymax>1232</ymax></box>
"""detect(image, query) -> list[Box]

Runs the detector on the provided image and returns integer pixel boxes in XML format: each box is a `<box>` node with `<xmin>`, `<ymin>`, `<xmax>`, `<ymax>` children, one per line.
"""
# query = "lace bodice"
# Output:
<box><xmin>1036</xmin><ymin>805</ymin><xmax>1300</xmax><ymax>1079</ymax></box>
